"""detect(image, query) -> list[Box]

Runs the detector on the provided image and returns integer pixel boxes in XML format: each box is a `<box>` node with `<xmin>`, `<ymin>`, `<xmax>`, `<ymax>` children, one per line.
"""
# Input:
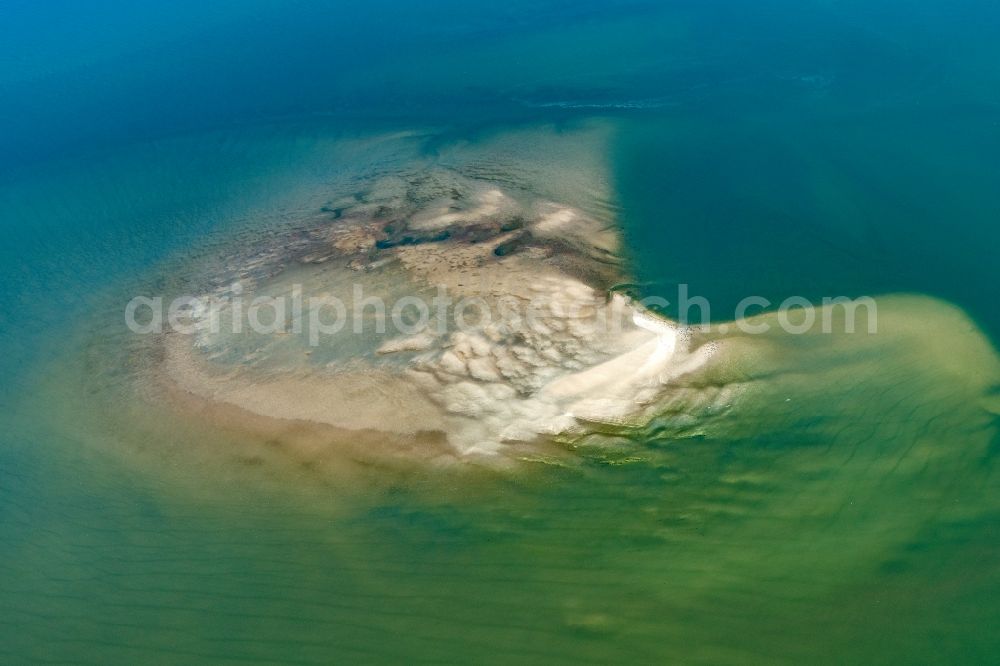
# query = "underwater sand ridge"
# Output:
<box><xmin>116</xmin><ymin>124</ymin><xmax>999</xmax><ymax>471</ymax></box>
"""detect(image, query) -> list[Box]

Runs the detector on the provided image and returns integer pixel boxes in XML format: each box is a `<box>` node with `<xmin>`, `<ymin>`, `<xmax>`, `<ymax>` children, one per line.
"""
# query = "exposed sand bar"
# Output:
<box><xmin>143</xmin><ymin>124</ymin><xmax>999</xmax><ymax>466</ymax></box>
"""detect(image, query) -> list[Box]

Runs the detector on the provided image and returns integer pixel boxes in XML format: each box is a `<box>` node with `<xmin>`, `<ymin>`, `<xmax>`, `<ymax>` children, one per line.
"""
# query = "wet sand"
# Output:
<box><xmin>149</xmin><ymin>150</ymin><xmax>1000</xmax><ymax>467</ymax></box>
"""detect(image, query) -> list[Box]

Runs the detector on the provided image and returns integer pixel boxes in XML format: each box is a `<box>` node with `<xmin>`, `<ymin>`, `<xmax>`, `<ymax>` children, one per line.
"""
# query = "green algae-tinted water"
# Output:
<box><xmin>4</xmin><ymin>299</ymin><xmax>999</xmax><ymax>664</ymax></box>
<box><xmin>3</xmin><ymin>2</ymin><xmax>1000</xmax><ymax>663</ymax></box>
<box><xmin>2</xmin><ymin>120</ymin><xmax>997</xmax><ymax>666</ymax></box>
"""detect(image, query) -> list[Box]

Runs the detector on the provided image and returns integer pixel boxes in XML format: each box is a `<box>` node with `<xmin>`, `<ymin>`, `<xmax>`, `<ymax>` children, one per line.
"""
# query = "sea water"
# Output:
<box><xmin>2</xmin><ymin>2</ymin><xmax>999</xmax><ymax>663</ymax></box>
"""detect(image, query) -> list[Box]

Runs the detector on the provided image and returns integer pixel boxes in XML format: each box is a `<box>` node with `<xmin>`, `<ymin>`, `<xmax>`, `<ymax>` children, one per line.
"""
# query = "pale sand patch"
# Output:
<box><xmin>162</xmin><ymin>290</ymin><xmax>720</xmax><ymax>458</ymax></box>
<box><xmin>408</xmin><ymin>187</ymin><xmax>510</xmax><ymax>231</ymax></box>
<box><xmin>164</xmin><ymin>334</ymin><xmax>447</xmax><ymax>435</ymax></box>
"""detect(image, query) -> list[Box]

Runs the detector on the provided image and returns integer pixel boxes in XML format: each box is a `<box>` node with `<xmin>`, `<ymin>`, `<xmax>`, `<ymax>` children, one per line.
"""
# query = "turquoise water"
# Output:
<box><xmin>2</xmin><ymin>2</ymin><xmax>1000</xmax><ymax>663</ymax></box>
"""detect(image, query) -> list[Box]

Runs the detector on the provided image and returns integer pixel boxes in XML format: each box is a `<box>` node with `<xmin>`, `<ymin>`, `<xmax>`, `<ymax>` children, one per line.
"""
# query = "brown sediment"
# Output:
<box><xmin>160</xmin><ymin>371</ymin><xmax>455</xmax><ymax>466</ymax></box>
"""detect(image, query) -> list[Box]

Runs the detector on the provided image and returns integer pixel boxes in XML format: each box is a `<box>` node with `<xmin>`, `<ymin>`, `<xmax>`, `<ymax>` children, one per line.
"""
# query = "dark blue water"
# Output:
<box><xmin>4</xmin><ymin>0</ymin><xmax>999</xmax><ymax>335</ymax></box>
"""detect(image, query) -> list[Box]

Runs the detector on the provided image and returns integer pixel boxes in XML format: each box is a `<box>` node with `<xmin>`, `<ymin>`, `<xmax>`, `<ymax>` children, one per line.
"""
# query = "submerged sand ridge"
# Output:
<box><xmin>143</xmin><ymin>128</ymin><xmax>1000</xmax><ymax>468</ymax></box>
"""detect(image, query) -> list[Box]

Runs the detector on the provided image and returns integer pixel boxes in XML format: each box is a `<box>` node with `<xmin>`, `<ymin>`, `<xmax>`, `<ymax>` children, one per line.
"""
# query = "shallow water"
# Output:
<box><xmin>3</xmin><ymin>2</ymin><xmax>1000</xmax><ymax>664</ymax></box>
